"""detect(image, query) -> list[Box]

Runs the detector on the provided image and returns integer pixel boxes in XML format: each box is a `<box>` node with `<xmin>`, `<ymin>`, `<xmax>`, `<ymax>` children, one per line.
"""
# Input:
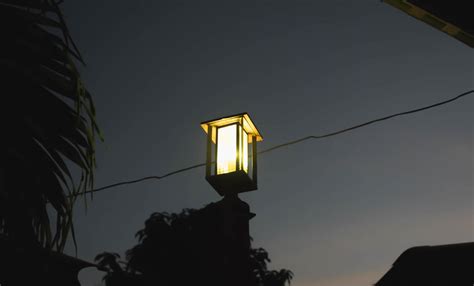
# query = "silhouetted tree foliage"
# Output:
<box><xmin>96</xmin><ymin>208</ymin><xmax>293</xmax><ymax>286</ymax></box>
<box><xmin>0</xmin><ymin>0</ymin><xmax>101</xmax><ymax>251</ymax></box>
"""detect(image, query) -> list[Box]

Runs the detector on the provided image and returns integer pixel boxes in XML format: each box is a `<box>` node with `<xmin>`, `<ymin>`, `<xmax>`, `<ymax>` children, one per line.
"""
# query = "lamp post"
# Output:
<box><xmin>200</xmin><ymin>113</ymin><xmax>263</xmax><ymax>286</ymax></box>
<box><xmin>201</xmin><ymin>112</ymin><xmax>263</xmax><ymax>196</ymax></box>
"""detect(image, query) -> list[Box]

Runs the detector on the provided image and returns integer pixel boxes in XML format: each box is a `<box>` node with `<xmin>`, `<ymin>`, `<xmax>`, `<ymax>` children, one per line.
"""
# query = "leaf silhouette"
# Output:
<box><xmin>0</xmin><ymin>0</ymin><xmax>101</xmax><ymax>252</ymax></box>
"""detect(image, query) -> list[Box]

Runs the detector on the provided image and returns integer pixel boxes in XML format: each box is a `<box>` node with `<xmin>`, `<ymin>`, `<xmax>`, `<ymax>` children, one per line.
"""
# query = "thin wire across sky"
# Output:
<box><xmin>79</xmin><ymin>89</ymin><xmax>473</xmax><ymax>197</ymax></box>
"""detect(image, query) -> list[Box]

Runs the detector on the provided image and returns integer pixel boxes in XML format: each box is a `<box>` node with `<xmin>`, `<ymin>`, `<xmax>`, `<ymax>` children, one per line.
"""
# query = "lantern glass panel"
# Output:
<box><xmin>217</xmin><ymin>124</ymin><xmax>237</xmax><ymax>174</ymax></box>
<box><xmin>242</xmin><ymin>129</ymin><xmax>248</xmax><ymax>173</ymax></box>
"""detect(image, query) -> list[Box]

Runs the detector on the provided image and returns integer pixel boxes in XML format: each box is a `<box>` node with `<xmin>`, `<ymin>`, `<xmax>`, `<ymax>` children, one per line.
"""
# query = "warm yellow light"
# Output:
<box><xmin>217</xmin><ymin>124</ymin><xmax>237</xmax><ymax>174</ymax></box>
<box><xmin>242</xmin><ymin>129</ymin><xmax>248</xmax><ymax>173</ymax></box>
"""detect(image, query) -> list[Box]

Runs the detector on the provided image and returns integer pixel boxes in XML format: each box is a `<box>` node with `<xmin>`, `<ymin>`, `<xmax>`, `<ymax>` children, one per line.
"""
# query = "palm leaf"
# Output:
<box><xmin>0</xmin><ymin>0</ymin><xmax>101</xmax><ymax>252</ymax></box>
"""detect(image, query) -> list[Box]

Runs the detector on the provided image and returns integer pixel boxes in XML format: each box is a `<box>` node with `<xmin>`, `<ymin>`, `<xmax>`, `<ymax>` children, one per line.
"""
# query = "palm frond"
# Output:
<box><xmin>0</xmin><ymin>0</ymin><xmax>101</xmax><ymax>252</ymax></box>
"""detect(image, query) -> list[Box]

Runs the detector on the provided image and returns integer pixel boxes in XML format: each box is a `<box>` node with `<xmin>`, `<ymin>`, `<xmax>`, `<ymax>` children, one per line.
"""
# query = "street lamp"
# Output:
<box><xmin>201</xmin><ymin>113</ymin><xmax>263</xmax><ymax>196</ymax></box>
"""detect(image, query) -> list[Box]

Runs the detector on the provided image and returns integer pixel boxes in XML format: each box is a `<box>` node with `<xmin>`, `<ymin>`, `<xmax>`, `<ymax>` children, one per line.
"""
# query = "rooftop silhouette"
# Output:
<box><xmin>376</xmin><ymin>242</ymin><xmax>474</xmax><ymax>286</ymax></box>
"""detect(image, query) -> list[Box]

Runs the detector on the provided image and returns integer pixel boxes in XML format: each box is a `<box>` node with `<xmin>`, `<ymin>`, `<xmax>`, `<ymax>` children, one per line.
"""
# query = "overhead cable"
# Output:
<box><xmin>78</xmin><ymin>89</ymin><xmax>473</xmax><ymax>197</ymax></box>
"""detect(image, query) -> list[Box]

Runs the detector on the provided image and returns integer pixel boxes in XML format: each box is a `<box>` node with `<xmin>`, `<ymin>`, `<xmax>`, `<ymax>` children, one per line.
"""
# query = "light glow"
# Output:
<box><xmin>217</xmin><ymin>124</ymin><xmax>237</xmax><ymax>174</ymax></box>
<box><xmin>242</xmin><ymin>129</ymin><xmax>248</xmax><ymax>173</ymax></box>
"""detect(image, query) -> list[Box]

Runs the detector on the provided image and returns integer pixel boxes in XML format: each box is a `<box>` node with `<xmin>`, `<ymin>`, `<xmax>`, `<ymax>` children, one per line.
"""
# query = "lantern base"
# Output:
<box><xmin>206</xmin><ymin>170</ymin><xmax>257</xmax><ymax>196</ymax></box>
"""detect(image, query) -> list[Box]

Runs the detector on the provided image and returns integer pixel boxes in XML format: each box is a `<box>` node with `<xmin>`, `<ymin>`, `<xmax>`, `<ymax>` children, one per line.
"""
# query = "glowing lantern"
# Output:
<box><xmin>201</xmin><ymin>113</ymin><xmax>263</xmax><ymax>196</ymax></box>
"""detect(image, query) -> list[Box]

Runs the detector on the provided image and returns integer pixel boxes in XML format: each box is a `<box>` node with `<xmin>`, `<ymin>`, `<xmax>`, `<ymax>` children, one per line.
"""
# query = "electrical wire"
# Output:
<box><xmin>77</xmin><ymin>89</ymin><xmax>473</xmax><ymax>197</ymax></box>
<box><xmin>81</xmin><ymin>163</ymin><xmax>206</xmax><ymax>196</ymax></box>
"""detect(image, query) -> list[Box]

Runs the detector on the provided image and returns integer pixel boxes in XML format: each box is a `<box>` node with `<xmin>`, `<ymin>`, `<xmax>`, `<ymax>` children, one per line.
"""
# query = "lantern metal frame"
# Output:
<box><xmin>201</xmin><ymin>113</ymin><xmax>263</xmax><ymax>196</ymax></box>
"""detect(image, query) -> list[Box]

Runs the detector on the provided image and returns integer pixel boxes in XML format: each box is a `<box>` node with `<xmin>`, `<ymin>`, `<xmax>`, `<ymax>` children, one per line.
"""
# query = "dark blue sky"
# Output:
<box><xmin>62</xmin><ymin>1</ymin><xmax>473</xmax><ymax>285</ymax></box>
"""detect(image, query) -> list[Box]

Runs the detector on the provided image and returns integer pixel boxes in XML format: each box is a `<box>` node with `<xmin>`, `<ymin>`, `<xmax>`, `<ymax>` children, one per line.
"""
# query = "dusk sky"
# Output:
<box><xmin>61</xmin><ymin>1</ymin><xmax>473</xmax><ymax>285</ymax></box>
